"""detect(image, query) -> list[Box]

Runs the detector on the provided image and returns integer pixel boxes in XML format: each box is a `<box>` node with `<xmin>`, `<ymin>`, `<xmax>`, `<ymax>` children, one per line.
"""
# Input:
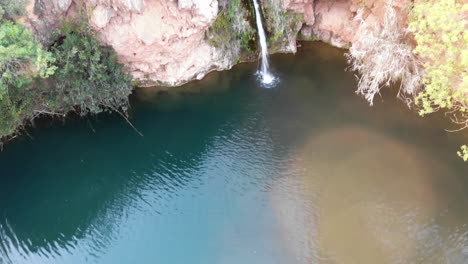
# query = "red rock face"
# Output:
<box><xmin>312</xmin><ymin>0</ymin><xmax>356</xmax><ymax>47</ymax></box>
<box><xmin>23</xmin><ymin>0</ymin><xmax>411</xmax><ymax>86</ymax></box>
<box><xmin>283</xmin><ymin>0</ymin><xmax>315</xmax><ymax>25</ymax></box>
<box><xmin>286</xmin><ymin>0</ymin><xmax>411</xmax><ymax>48</ymax></box>
<box><xmin>24</xmin><ymin>0</ymin><xmax>74</xmax><ymax>44</ymax></box>
<box><xmin>85</xmin><ymin>0</ymin><xmax>225</xmax><ymax>86</ymax></box>
<box><xmin>25</xmin><ymin>0</ymin><xmax>230</xmax><ymax>86</ymax></box>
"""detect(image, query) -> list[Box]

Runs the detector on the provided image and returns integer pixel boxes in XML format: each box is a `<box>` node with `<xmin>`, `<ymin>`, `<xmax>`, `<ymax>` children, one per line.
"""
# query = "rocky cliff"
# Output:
<box><xmin>23</xmin><ymin>0</ymin><xmax>410</xmax><ymax>87</ymax></box>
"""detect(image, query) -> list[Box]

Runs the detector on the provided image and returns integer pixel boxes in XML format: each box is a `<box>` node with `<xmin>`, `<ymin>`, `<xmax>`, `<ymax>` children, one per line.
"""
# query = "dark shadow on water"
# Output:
<box><xmin>0</xmin><ymin>66</ymin><xmax>258</xmax><ymax>262</ymax></box>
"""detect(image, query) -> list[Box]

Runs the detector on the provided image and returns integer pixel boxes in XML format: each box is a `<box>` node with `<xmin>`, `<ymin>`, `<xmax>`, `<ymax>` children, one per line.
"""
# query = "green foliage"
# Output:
<box><xmin>458</xmin><ymin>145</ymin><xmax>468</xmax><ymax>161</ymax></box>
<box><xmin>0</xmin><ymin>77</ymin><xmax>39</xmax><ymax>139</ymax></box>
<box><xmin>228</xmin><ymin>0</ymin><xmax>241</xmax><ymax>19</ymax></box>
<box><xmin>410</xmin><ymin>0</ymin><xmax>467</xmax><ymax>117</ymax></box>
<box><xmin>207</xmin><ymin>0</ymin><xmax>256</xmax><ymax>55</ymax></box>
<box><xmin>0</xmin><ymin>18</ymin><xmax>134</xmax><ymax>140</ymax></box>
<box><xmin>0</xmin><ymin>21</ymin><xmax>56</xmax><ymax>98</ymax></box>
<box><xmin>240</xmin><ymin>29</ymin><xmax>255</xmax><ymax>51</ymax></box>
<box><xmin>409</xmin><ymin>0</ymin><xmax>467</xmax><ymax>161</ymax></box>
<box><xmin>50</xmin><ymin>20</ymin><xmax>133</xmax><ymax>115</ymax></box>
<box><xmin>0</xmin><ymin>0</ymin><xmax>26</xmax><ymax>21</ymax></box>
<box><xmin>207</xmin><ymin>12</ymin><xmax>231</xmax><ymax>48</ymax></box>
<box><xmin>0</xmin><ymin>21</ymin><xmax>56</xmax><ymax>138</ymax></box>
<box><xmin>263</xmin><ymin>0</ymin><xmax>302</xmax><ymax>52</ymax></box>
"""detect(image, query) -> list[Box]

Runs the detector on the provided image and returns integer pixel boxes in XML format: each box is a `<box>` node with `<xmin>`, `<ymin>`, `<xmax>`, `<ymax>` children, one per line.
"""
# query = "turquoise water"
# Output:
<box><xmin>0</xmin><ymin>43</ymin><xmax>467</xmax><ymax>264</ymax></box>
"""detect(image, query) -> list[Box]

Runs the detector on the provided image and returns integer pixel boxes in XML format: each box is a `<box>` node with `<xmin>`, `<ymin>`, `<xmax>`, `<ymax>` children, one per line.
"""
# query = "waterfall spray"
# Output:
<box><xmin>252</xmin><ymin>0</ymin><xmax>276</xmax><ymax>86</ymax></box>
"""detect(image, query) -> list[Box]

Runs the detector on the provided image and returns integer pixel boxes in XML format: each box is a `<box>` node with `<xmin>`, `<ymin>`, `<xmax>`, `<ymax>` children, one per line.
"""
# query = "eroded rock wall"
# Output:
<box><xmin>85</xmin><ymin>0</ymin><xmax>227</xmax><ymax>86</ymax></box>
<box><xmin>22</xmin><ymin>0</ymin><xmax>411</xmax><ymax>87</ymax></box>
<box><xmin>283</xmin><ymin>0</ymin><xmax>315</xmax><ymax>25</ymax></box>
<box><xmin>290</xmin><ymin>0</ymin><xmax>410</xmax><ymax>48</ymax></box>
<box><xmin>25</xmin><ymin>0</ymin><xmax>232</xmax><ymax>86</ymax></box>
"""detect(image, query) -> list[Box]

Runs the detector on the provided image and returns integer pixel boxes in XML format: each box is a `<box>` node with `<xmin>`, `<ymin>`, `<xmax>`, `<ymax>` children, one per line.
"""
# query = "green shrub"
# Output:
<box><xmin>263</xmin><ymin>0</ymin><xmax>302</xmax><ymax>52</ymax></box>
<box><xmin>0</xmin><ymin>22</ymin><xmax>56</xmax><ymax>96</ymax></box>
<box><xmin>0</xmin><ymin>21</ymin><xmax>56</xmax><ymax>138</ymax></box>
<box><xmin>207</xmin><ymin>0</ymin><xmax>256</xmax><ymax>56</ymax></box>
<box><xmin>0</xmin><ymin>18</ymin><xmax>134</xmax><ymax>141</ymax></box>
<box><xmin>410</xmin><ymin>0</ymin><xmax>467</xmax><ymax>117</ymax></box>
<box><xmin>207</xmin><ymin>11</ymin><xmax>231</xmax><ymax>48</ymax></box>
<box><xmin>49</xmin><ymin>20</ymin><xmax>133</xmax><ymax>116</ymax></box>
<box><xmin>0</xmin><ymin>0</ymin><xmax>27</xmax><ymax>21</ymax></box>
<box><xmin>409</xmin><ymin>0</ymin><xmax>467</xmax><ymax>160</ymax></box>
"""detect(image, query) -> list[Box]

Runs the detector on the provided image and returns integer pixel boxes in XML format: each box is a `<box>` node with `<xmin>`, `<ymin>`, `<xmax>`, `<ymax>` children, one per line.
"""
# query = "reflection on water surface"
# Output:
<box><xmin>0</xmin><ymin>43</ymin><xmax>467</xmax><ymax>264</ymax></box>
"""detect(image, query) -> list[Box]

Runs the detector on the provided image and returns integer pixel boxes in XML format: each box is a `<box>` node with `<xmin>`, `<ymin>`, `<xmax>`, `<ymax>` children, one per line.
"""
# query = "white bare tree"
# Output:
<box><xmin>346</xmin><ymin>1</ymin><xmax>423</xmax><ymax>106</ymax></box>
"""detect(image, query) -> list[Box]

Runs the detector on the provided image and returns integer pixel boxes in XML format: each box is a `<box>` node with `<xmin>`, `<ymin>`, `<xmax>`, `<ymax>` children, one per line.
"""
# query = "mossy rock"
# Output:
<box><xmin>206</xmin><ymin>0</ymin><xmax>258</xmax><ymax>57</ymax></box>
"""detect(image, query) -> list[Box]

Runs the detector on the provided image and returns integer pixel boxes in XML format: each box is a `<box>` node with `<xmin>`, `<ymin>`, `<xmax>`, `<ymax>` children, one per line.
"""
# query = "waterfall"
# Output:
<box><xmin>252</xmin><ymin>0</ymin><xmax>276</xmax><ymax>86</ymax></box>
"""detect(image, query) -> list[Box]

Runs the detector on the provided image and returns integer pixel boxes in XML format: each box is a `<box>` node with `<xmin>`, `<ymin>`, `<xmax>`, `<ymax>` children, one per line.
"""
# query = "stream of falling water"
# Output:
<box><xmin>252</xmin><ymin>0</ymin><xmax>276</xmax><ymax>86</ymax></box>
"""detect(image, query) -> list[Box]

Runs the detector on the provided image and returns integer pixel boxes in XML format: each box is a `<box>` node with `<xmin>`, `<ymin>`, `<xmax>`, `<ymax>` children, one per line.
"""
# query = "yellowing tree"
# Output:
<box><xmin>409</xmin><ymin>0</ymin><xmax>468</xmax><ymax>161</ymax></box>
